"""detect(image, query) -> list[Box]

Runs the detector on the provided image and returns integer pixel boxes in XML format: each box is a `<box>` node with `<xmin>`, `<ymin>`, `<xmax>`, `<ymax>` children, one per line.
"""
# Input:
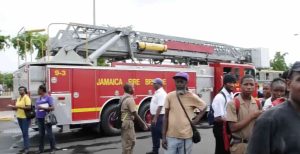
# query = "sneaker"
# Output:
<box><xmin>49</xmin><ymin>150</ymin><xmax>55</xmax><ymax>154</ymax></box>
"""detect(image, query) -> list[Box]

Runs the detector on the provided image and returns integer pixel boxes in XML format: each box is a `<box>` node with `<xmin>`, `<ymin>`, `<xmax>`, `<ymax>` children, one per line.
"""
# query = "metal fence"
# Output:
<box><xmin>0</xmin><ymin>91</ymin><xmax>12</xmax><ymax>97</ymax></box>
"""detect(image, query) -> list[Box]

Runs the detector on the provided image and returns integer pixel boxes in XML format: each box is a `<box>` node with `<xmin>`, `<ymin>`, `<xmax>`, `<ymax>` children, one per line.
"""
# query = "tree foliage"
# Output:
<box><xmin>0</xmin><ymin>31</ymin><xmax>10</xmax><ymax>51</ymax></box>
<box><xmin>11</xmin><ymin>32</ymin><xmax>47</xmax><ymax>59</ymax></box>
<box><xmin>0</xmin><ymin>73</ymin><xmax>13</xmax><ymax>90</ymax></box>
<box><xmin>270</xmin><ymin>52</ymin><xmax>288</xmax><ymax>71</ymax></box>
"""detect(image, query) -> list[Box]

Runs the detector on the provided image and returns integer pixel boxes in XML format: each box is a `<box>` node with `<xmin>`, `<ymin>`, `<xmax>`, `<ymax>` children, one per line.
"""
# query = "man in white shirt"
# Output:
<box><xmin>212</xmin><ymin>74</ymin><xmax>236</xmax><ymax>154</ymax></box>
<box><xmin>147</xmin><ymin>78</ymin><xmax>167</xmax><ymax>154</ymax></box>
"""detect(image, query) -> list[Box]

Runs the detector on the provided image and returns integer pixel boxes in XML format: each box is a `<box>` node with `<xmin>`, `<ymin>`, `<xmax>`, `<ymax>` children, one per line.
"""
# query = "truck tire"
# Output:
<box><xmin>101</xmin><ymin>104</ymin><xmax>121</xmax><ymax>136</ymax></box>
<box><xmin>138</xmin><ymin>101</ymin><xmax>151</xmax><ymax>131</ymax></box>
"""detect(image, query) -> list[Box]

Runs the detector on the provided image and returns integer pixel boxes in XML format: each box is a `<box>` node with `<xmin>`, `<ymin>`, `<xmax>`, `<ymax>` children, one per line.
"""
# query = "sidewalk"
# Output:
<box><xmin>0</xmin><ymin>111</ymin><xmax>14</xmax><ymax>121</ymax></box>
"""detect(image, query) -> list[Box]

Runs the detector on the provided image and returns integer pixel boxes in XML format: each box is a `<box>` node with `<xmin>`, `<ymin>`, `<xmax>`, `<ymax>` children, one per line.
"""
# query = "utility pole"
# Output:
<box><xmin>93</xmin><ymin>0</ymin><xmax>96</xmax><ymax>25</ymax></box>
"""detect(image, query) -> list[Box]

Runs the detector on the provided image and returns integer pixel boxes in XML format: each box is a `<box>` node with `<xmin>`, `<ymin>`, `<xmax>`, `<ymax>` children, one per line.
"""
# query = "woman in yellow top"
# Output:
<box><xmin>9</xmin><ymin>86</ymin><xmax>31</xmax><ymax>154</ymax></box>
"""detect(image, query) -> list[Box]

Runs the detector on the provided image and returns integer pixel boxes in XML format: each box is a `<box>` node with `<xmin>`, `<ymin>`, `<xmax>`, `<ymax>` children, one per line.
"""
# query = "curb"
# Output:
<box><xmin>0</xmin><ymin>117</ymin><xmax>14</xmax><ymax>121</ymax></box>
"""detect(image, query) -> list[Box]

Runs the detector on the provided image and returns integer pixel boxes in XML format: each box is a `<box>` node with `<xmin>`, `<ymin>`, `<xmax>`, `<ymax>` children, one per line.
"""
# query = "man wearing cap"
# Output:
<box><xmin>212</xmin><ymin>74</ymin><xmax>236</xmax><ymax>154</ymax></box>
<box><xmin>146</xmin><ymin>78</ymin><xmax>167</xmax><ymax>154</ymax></box>
<box><xmin>247</xmin><ymin>61</ymin><xmax>300</xmax><ymax>154</ymax></box>
<box><xmin>162</xmin><ymin>72</ymin><xmax>207</xmax><ymax>154</ymax></box>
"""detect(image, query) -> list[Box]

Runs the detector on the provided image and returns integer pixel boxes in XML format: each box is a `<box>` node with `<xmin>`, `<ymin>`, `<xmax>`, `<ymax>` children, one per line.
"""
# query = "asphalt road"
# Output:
<box><xmin>0</xmin><ymin>121</ymin><xmax>215</xmax><ymax>154</ymax></box>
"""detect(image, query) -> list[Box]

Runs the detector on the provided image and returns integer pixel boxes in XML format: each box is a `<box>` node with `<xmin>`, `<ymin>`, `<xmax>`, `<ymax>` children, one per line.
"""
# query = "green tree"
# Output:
<box><xmin>11</xmin><ymin>32</ymin><xmax>47</xmax><ymax>59</ymax></box>
<box><xmin>270</xmin><ymin>52</ymin><xmax>288</xmax><ymax>71</ymax></box>
<box><xmin>0</xmin><ymin>31</ymin><xmax>10</xmax><ymax>51</ymax></box>
<box><xmin>0</xmin><ymin>73</ymin><xmax>13</xmax><ymax>90</ymax></box>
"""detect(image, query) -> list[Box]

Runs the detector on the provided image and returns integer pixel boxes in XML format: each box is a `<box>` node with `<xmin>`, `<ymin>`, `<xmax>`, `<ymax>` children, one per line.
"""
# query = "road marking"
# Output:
<box><xmin>0</xmin><ymin>117</ymin><xmax>14</xmax><ymax>121</ymax></box>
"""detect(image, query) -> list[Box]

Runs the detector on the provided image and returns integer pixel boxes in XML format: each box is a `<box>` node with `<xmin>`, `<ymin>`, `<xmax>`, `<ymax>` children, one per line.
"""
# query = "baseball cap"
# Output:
<box><xmin>173</xmin><ymin>72</ymin><xmax>189</xmax><ymax>81</ymax></box>
<box><xmin>288</xmin><ymin>61</ymin><xmax>300</xmax><ymax>78</ymax></box>
<box><xmin>152</xmin><ymin>78</ymin><xmax>163</xmax><ymax>85</ymax></box>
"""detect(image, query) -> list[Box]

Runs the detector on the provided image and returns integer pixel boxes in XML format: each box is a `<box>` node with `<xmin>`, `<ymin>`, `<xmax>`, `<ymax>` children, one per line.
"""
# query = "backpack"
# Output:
<box><xmin>208</xmin><ymin>91</ymin><xmax>227</xmax><ymax>125</ymax></box>
<box><xmin>223</xmin><ymin>97</ymin><xmax>261</xmax><ymax>151</ymax></box>
<box><xmin>114</xmin><ymin>96</ymin><xmax>130</xmax><ymax>129</ymax></box>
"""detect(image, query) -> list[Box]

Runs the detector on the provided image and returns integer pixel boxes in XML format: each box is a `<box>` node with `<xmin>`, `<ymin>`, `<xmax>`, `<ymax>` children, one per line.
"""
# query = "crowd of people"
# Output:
<box><xmin>8</xmin><ymin>61</ymin><xmax>300</xmax><ymax>154</ymax></box>
<box><xmin>121</xmin><ymin>72</ymin><xmax>207</xmax><ymax>154</ymax></box>
<box><xmin>211</xmin><ymin>61</ymin><xmax>300</xmax><ymax>154</ymax></box>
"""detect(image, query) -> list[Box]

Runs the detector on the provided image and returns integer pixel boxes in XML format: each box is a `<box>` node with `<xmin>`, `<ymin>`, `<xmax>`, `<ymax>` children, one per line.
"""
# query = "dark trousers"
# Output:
<box><xmin>213</xmin><ymin>122</ymin><xmax>230</xmax><ymax>154</ymax></box>
<box><xmin>151</xmin><ymin>115</ymin><xmax>164</xmax><ymax>153</ymax></box>
<box><xmin>17</xmin><ymin>118</ymin><xmax>30</xmax><ymax>150</ymax></box>
<box><xmin>37</xmin><ymin>118</ymin><xmax>56</xmax><ymax>151</ymax></box>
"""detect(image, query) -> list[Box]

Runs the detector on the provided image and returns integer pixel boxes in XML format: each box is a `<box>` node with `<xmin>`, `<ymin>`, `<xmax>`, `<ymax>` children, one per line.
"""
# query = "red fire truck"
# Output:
<box><xmin>13</xmin><ymin>23</ymin><xmax>261</xmax><ymax>135</ymax></box>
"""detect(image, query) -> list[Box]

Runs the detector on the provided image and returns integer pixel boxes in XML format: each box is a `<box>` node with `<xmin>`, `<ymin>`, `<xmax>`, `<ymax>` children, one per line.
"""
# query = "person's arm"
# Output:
<box><xmin>128</xmin><ymin>98</ymin><xmax>148</xmax><ymax>130</ymax></box>
<box><xmin>44</xmin><ymin>105</ymin><xmax>55</xmax><ymax>111</ymax></box>
<box><xmin>14</xmin><ymin>96</ymin><xmax>31</xmax><ymax>110</ymax></box>
<box><xmin>152</xmin><ymin>92</ymin><xmax>166</xmax><ymax>125</ymax></box>
<box><xmin>132</xmin><ymin>112</ymin><xmax>148</xmax><ymax>130</ymax></box>
<box><xmin>247</xmin><ymin>117</ymin><xmax>272</xmax><ymax>154</ymax></box>
<box><xmin>8</xmin><ymin>104</ymin><xmax>18</xmax><ymax>110</ymax></box>
<box><xmin>162</xmin><ymin>96</ymin><xmax>170</xmax><ymax>150</ymax></box>
<box><xmin>162</xmin><ymin>108</ymin><xmax>169</xmax><ymax>150</ymax></box>
<box><xmin>17</xmin><ymin>105</ymin><xmax>31</xmax><ymax>110</ymax></box>
<box><xmin>192</xmin><ymin>108</ymin><xmax>206</xmax><ymax>125</ymax></box>
<box><xmin>229</xmin><ymin>115</ymin><xmax>257</xmax><ymax>133</ymax></box>
<box><xmin>191</xmin><ymin>94</ymin><xmax>207</xmax><ymax>124</ymax></box>
<box><xmin>39</xmin><ymin>97</ymin><xmax>55</xmax><ymax>111</ymax></box>
<box><xmin>152</xmin><ymin>106</ymin><xmax>162</xmax><ymax>125</ymax></box>
<box><xmin>226</xmin><ymin>101</ymin><xmax>262</xmax><ymax>133</ymax></box>
<box><xmin>214</xmin><ymin>116</ymin><xmax>224</xmax><ymax>122</ymax></box>
<box><xmin>212</xmin><ymin>94</ymin><xmax>226</xmax><ymax>122</ymax></box>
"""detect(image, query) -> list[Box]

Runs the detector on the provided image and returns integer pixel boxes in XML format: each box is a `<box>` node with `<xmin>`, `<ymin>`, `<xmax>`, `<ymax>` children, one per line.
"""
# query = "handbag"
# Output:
<box><xmin>45</xmin><ymin>112</ymin><xmax>57</xmax><ymax>125</ymax></box>
<box><xmin>25</xmin><ymin>104</ymin><xmax>36</xmax><ymax>119</ymax></box>
<box><xmin>176</xmin><ymin>94</ymin><xmax>201</xmax><ymax>143</ymax></box>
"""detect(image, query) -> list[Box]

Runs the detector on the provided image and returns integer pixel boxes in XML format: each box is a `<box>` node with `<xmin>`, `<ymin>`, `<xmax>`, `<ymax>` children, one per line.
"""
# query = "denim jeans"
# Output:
<box><xmin>37</xmin><ymin>118</ymin><xmax>56</xmax><ymax>151</ymax></box>
<box><xmin>17</xmin><ymin>118</ymin><xmax>30</xmax><ymax>150</ymax></box>
<box><xmin>151</xmin><ymin>115</ymin><xmax>164</xmax><ymax>153</ymax></box>
<box><xmin>165</xmin><ymin>137</ymin><xmax>193</xmax><ymax>154</ymax></box>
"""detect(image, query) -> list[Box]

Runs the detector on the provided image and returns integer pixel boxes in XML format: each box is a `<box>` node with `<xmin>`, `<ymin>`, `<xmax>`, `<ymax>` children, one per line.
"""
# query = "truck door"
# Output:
<box><xmin>49</xmin><ymin>67</ymin><xmax>72</xmax><ymax>125</ymax></box>
<box><xmin>72</xmin><ymin>69</ymin><xmax>97</xmax><ymax>122</ymax></box>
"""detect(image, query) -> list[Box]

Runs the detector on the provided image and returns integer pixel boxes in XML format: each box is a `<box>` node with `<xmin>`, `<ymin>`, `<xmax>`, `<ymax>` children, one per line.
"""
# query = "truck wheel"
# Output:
<box><xmin>138</xmin><ymin>102</ymin><xmax>151</xmax><ymax>131</ymax></box>
<box><xmin>101</xmin><ymin>104</ymin><xmax>121</xmax><ymax>136</ymax></box>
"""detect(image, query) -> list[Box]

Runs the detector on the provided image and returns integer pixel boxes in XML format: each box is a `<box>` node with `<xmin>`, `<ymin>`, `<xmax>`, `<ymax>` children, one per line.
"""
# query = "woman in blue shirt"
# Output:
<box><xmin>35</xmin><ymin>85</ymin><xmax>56</xmax><ymax>154</ymax></box>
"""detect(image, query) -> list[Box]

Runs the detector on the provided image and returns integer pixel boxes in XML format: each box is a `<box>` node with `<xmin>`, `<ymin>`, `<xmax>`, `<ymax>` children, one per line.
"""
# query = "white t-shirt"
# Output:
<box><xmin>212</xmin><ymin>88</ymin><xmax>234</xmax><ymax>118</ymax></box>
<box><xmin>150</xmin><ymin>87</ymin><xmax>167</xmax><ymax>115</ymax></box>
<box><xmin>263</xmin><ymin>97</ymin><xmax>273</xmax><ymax>110</ymax></box>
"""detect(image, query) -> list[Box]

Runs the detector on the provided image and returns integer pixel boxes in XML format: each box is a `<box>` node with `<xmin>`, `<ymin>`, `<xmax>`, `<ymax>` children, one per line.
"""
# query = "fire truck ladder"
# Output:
<box><xmin>47</xmin><ymin>23</ymin><xmax>253</xmax><ymax>65</ymax></box>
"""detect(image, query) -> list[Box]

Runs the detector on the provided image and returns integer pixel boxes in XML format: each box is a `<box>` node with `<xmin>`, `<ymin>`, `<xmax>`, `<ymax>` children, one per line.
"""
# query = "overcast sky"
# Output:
<box><xmin>1</xmin><ymin>0</ymin><xmax>299</xmax><ymax>72</ymax></box>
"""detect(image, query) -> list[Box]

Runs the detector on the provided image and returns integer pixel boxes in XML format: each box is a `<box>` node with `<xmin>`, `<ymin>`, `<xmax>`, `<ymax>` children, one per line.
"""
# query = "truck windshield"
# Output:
<box><xmin>244</xmin><ymin>68</ymin><xmax>255</xmax><ymax>77</ymax></box>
